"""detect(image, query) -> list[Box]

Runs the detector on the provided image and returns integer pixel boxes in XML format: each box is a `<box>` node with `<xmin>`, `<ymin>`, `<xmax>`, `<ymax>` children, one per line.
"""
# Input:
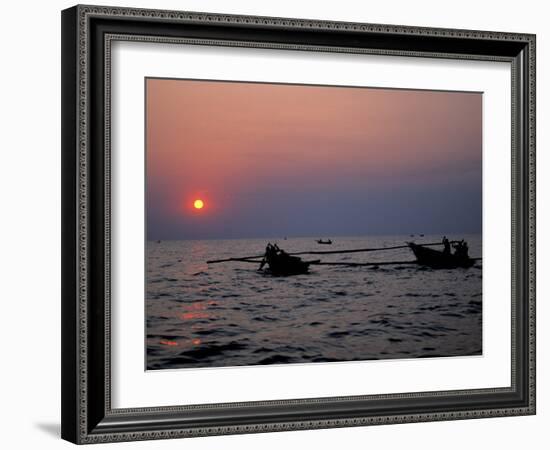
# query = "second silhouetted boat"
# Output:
<box><xmin>408</xmin><ymin>242</ymin><xmax>474</xmax><ymax>269</ymax></box>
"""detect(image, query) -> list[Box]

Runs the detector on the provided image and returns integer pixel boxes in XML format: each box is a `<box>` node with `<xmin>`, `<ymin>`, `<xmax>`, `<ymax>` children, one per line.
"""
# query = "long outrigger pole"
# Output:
<box><xmin>288</xmin><ymin>241</ymin><xmax>457</xmax><ymax>256</ymax></box>
<box><xmin>309</xmin><ymin>257</ymin><xmax>481</xmax><ymax>267</ymax></box>
<box><xmin>206</xmin><ymin>241</ymin><xmax>464</xmax><ymax>265</ymax></box>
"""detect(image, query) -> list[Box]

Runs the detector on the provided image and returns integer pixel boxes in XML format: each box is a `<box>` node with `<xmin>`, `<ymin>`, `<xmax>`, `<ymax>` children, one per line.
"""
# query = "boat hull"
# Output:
<box><xmin>266</xmin><ymin>254</ymin><xmax>311</xmax><ymax>276</ymax></box>
<box><xmin>408</xmin><ymin>243</ymin><xmax>475</xmax><ymax>269</ymax></box>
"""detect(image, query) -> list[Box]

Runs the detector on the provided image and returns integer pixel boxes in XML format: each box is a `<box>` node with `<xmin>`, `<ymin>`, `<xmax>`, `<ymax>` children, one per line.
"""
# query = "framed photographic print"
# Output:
<box><xmin>61</xmin><ymin>5</ymin><xmax>536</xmax><ymax>444</ymax></box>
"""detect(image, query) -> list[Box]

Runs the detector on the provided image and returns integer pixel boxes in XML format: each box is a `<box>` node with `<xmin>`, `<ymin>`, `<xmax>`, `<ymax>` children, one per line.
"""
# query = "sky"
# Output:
<box><xmin>146</xmin><ymin>78</ymin><xmax>482</xmax><ymax>241</ymax></box>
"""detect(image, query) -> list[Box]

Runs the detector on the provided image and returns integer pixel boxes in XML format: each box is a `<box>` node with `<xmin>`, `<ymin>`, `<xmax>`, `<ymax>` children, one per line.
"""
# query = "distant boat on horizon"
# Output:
<box><xmin>316</xmin><ymin>239</ymin><xmax>333</xmax><ymax>245</ymax></box>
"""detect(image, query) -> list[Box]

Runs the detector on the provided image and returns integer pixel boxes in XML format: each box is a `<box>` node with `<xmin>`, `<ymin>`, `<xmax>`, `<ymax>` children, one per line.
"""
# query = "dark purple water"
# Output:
<box><xmin>146</xmin><ymin>234</ymin><xmax>482</xmax><ymax>370</ymax></box>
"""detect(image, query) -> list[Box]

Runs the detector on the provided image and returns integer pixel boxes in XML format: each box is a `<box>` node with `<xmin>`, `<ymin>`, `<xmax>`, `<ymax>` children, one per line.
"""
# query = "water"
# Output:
<box><xmin>146</xmin><ymin>234</ymin><xmax>482</xmax><ymax>370</ymax></box>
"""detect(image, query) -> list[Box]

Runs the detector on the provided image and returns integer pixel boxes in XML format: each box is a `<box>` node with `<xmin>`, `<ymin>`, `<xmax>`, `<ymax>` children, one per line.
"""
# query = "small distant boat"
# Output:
<box><xmin>156</xmin><ymin>240</ymin><xmax>161</xmax><ymax>244</ymax></box>
<box><xmin>316</xmin><ymin>239</ymin><xmax>332</xmax><ymax>245</ymax></box>
<box><xmin>408</xmin><ymin>242</ymin><xmax>474</xmax><ymax>269</ymax></box>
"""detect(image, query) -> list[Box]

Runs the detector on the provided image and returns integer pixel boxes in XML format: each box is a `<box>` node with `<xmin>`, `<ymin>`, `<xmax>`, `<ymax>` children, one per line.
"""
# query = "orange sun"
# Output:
<box><xmin>193</xmin><ymin>199</ymin><xmax>204</xmax><ymax>210</ymax></box>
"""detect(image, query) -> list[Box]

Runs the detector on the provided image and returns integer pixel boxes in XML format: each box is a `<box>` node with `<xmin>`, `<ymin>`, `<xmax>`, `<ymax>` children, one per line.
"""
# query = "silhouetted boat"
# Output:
<box><xmin>264</xmin><ymin>252</ymin><xmax>313</xmax><ymax>276</ymax></box>
<box><xmin>408</xmin><ymin>242</ymin><xmax>474</xmax><ymax>269</ymax></box>
<box><xmin>259</xmin><ymin>244</ymin><xmax>314</xmax><ymax>276</ymax></box>
<box><xmin>316</xmin><ymin>239</ymin><xmax>332</xmax><ymax>245</ymax></box>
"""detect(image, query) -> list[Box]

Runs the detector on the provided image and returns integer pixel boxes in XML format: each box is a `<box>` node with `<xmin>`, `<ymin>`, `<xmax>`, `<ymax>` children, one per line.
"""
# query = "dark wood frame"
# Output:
<box><xmin>61</xmin><ymin>4</ymin><xmax>536</xmax><ymax>444</ymax></box>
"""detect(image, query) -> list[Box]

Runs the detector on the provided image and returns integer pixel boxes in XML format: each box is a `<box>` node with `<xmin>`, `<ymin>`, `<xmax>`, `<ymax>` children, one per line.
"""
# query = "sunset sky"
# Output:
<box><xmin>146</xmin><ymin>78</ymin><xmax>482</xmax><ymax>241</ymax></box>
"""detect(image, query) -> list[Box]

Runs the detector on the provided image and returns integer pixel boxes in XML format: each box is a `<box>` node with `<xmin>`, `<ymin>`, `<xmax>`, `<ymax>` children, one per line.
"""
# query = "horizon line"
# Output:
<box><xmin>147</xmin><ymin>231</ymin><xmax>482</xmax><ymax>242</ymax></box>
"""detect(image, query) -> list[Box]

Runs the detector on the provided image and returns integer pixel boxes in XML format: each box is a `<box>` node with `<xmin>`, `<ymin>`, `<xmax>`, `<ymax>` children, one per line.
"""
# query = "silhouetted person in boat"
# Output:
<box><xmin>260</xmin><ymin>243</ymin><xmax>294</xmax><ymax>271</ymax></box>
<box><xmin>461</xmin><ymin>240</ymin><xmax>469</xmax><ymax>258</ymax></box>
<box><xmin>453</xmin><ymin>240</ymin><xmax>469</xmax><ymax>259</ymax></box>
<box><xmin>274</xmin><ymin>243</ymin><xmax>291</xmax><ymax>259</ymax></box>
<box><xmin>442</xmin><ymin>236</ymin><xmax>451</xmax><ymax>255</ymax></box>
<box><xmin>259</xmin><ymin>243</ymin><xmax>274</xmax><ymax>270</ymax></box>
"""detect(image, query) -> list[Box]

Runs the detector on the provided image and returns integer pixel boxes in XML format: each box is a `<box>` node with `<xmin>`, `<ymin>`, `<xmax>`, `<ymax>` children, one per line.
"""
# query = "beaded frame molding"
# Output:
<box><xmin>61</xmin><ymin>4</ymin><xmax>536</xmax><ymax>444</ymax></box>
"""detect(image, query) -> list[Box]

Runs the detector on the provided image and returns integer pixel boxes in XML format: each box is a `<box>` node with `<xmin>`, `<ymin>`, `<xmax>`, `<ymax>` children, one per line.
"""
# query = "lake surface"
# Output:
<box><xmin>146</xmin><ymin>234</ymin><xmax>482</xmax><ymax>370</ymax></box>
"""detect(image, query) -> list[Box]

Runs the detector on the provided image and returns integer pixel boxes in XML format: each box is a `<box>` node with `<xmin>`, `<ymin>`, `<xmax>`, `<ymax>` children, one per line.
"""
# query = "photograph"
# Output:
<box><xmin>145</xmin><ymin>78</ymin><xmax>483</xmax><ymax>370</ymax></box>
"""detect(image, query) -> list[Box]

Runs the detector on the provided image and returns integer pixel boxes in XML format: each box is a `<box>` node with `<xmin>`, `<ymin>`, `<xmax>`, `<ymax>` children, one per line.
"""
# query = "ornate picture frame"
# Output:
<box><xmin>61</xmin><ymin>5</ymin><xmax>535</xmax><ymax>444</ymax></box>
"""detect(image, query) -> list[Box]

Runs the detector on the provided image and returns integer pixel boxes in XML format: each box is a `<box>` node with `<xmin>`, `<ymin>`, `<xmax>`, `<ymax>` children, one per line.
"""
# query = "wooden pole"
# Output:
<box><xmin>309</xmin><ymin>260</ymin><xmax>418</xmax><ymax>267</ymax></box>
<box><xmin>206</xmin><ymin>241</ymin><xmax>464</xmax><ymax>264</ymax></box>
<box><xmin>287</xmin><ymin>241</ymin><xmax>459</xmax><ymax>256</ymax></box>
<box><xmin>289</xmin><ymin>243</ymin><xmax>417</xmax><ymax>256</ymax></box>
<box><xmin>207</xmin><ymin>256</ymin><xmax>263</xmax><ymax>264</ymax></box>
